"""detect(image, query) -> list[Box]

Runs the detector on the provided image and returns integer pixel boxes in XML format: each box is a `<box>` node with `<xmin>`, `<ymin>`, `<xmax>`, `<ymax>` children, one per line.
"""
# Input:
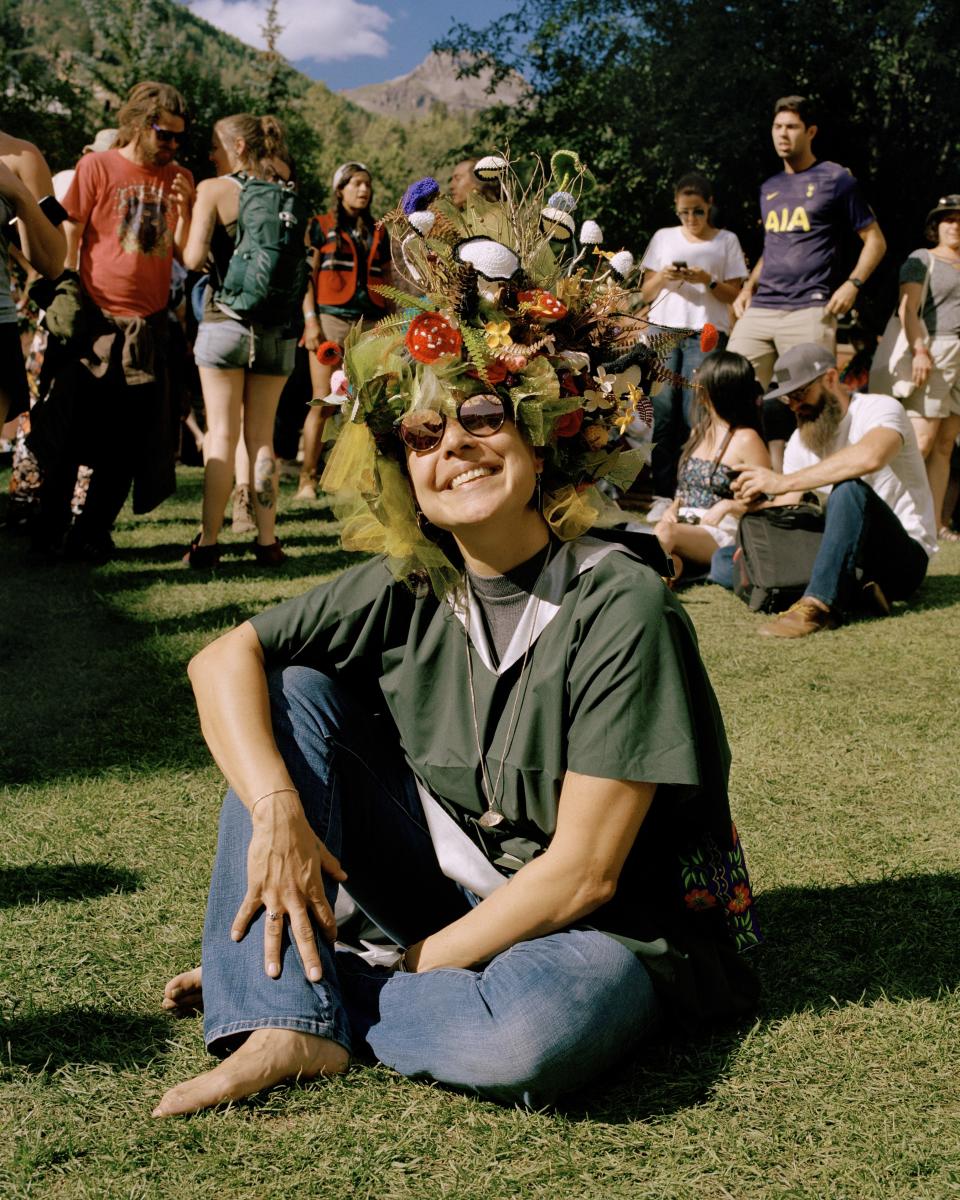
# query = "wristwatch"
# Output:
<box><xmin>848</xmin><ymin>277</ymin><xmax>864</xmax><ymax>288</ymax></box>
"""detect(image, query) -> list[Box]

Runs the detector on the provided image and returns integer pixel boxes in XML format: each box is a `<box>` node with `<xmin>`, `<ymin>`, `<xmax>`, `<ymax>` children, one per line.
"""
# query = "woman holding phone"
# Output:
<box><xmin>639</xmin><ymin>173</ymin><xmax>748</xmax><ymax>518</ymax></box>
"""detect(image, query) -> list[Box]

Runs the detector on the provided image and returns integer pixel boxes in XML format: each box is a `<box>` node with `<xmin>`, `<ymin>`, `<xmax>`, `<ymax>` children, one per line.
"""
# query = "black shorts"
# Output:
<box><xmin>0</xmin><ymin>322</ymin><xmax>30</xmax><ymax>422</ymax></box>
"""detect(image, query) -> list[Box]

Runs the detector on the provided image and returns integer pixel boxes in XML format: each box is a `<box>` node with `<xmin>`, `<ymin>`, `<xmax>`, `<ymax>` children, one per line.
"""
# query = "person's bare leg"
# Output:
<box><xmin>198</xmin><ymin>367</ymin><xmax>244</xmax><ymax>546</ymax></box>
<box><xmin>242</xmin><ymin>374</ymin><xmax>286</xmax><ymax>546</ymax></box>
<box><xmin>298</xmin><ymin>356</ymin><xmax>334</xmax><ymax>498</ymax></box>
<box><xmin>654</xmin><ymin>520</ymin><xmax>722</xmax><ymax>569</ymax></box>
<box><xmin>928</xmin><ymin>413</ymin><xmax>960</xmax><ymax>527</ymax></box>
<box><xmin>152</xmin><ymin>1028</ymin><xmax>349</xmax><ymax>1117</ymax></box>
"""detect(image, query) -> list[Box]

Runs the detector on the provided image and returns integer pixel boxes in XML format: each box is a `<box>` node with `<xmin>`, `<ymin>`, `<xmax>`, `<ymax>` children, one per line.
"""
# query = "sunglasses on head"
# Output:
<box><xmin>150</xmin><ymin>123</ymin><xmax>182</xmax><ymax>144</ymax></box>
<box><xmin>397</xmin><ymin>394</ymin><xmax>510</xmax><ymax>452</ymax></box>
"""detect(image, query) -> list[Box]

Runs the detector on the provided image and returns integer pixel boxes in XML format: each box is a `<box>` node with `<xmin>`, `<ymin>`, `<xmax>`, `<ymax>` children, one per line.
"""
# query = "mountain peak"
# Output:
<box><xmin>340</xmin><ymin>51</ymin><xmax>524</xmax><ymax>121</ymax></box>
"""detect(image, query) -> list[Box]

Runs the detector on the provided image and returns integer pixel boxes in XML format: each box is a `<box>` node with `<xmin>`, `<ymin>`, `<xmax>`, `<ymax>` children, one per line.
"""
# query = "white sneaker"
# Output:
<box><xmin>645</xmin><ymin>496</ymin><xmax>673</xmax><ymax>524</ymax></box>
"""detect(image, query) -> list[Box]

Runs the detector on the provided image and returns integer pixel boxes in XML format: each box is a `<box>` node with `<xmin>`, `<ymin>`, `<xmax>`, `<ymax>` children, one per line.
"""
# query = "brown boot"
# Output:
<box><xmin>231</xmin><ymin>485</ymin><xmax>256</xmax><ymax>534</ymax></box>
<box><xmin>758</xmin><ymin>598</ymin><xmax>837</xmax><ymax>639</ymax></box>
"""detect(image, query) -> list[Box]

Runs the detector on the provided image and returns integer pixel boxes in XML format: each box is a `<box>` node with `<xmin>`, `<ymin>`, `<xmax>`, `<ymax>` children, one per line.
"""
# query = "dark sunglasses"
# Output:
<box><xmin>677</xmin><ymin>207</ymin><xmax>707</xmax><ymax>217</ymax></box>
<box><xmin>780</xmin><ymin>381</ymin><xmax>817</xmax><ymax>406</ymax></box>
<box><xmin>398</xmin><ymin>394</ymin><xmax>510</xmax><ymax>452</ymax></box>
<box><xmin>150</xmin><ymin>123</ymin><xmax>182</xmax><ymax>144</ymax></box>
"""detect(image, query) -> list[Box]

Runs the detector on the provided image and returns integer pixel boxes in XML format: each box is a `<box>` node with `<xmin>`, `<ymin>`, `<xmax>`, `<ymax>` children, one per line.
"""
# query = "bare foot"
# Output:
<box><xmin>162</xmin><ymin>966</ymin><xmax>203</xmax><ymax>1015</ymax></box>
<box><xmin>152</xmin><ymin>1028</ymin><xmax>349</xmax><ymax>1117</ymax></box>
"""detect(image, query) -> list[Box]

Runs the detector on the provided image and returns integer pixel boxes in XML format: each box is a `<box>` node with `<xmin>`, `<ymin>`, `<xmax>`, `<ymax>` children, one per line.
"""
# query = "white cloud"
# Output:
<box><xmin>186</xmin><ymin>0</ymin><xmax>392</xmax><ymax>63</ymax></box>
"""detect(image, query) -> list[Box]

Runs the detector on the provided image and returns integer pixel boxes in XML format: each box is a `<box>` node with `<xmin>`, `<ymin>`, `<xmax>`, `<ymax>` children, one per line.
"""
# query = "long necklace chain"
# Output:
<box><xmin>464</xmin><ymin>544</ymin><xmax>553</xmax><ymax>829</ymax></box>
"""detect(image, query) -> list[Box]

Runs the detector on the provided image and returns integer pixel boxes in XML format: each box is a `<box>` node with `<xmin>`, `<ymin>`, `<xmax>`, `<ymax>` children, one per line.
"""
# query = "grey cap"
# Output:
<box><xmin>763</xmin><ymin>342</ymin><xmax>836</xmax><ymax>402</ymax></box>
<box><xmin>83</xmin><ymin>128</ymin><xmax>118</xmax><ymax>154</ymax></box>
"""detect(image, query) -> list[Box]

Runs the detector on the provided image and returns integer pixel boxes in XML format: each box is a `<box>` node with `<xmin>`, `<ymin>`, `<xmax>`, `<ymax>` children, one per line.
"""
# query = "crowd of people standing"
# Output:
<box><xmin>2</xmin><ymin>86</ymin><xmax>957</xmax><ymax>597</ymax></box>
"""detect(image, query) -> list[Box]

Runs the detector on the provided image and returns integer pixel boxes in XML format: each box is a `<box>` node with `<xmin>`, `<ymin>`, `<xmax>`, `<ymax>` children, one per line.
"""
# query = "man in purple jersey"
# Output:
<box><xmin>728</xmin><ymin>96</ymin><xmax>886</xmax><ymax>468</ymax></box>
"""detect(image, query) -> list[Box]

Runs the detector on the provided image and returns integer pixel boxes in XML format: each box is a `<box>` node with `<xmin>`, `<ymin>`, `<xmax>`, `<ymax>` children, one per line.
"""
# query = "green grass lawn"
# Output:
<box><xmin>2</xmin><ymin>467</ymin><xmax>959</xmax><ymax>1199</ymax></box>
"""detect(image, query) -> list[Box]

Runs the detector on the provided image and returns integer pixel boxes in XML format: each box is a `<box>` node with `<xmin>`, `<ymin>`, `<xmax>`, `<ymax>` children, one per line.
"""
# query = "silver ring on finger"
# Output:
<box><xmin>267</xmin><ymin>911</ymin><xmax>282</xmax><ymax>921</ymax></box>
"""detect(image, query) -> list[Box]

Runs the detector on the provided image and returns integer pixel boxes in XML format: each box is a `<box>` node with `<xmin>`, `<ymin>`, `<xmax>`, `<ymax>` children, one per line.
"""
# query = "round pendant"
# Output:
<box><xmin>478</xmin><ymin>810</ymin><xmax>505</xmax><ymax>829</ymax></box>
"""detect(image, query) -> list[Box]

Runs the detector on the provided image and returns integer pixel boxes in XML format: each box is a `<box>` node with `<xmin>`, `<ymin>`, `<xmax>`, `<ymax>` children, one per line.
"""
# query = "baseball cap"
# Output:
<box><xmin>763</xmin><ymin>343</ymin><xmax>836</xmax><ymax>402</ymax></box>
<box><xmin>83</xmin><ymin>129</ymin><xmax>118</xmax><ymax>154</ymax></box>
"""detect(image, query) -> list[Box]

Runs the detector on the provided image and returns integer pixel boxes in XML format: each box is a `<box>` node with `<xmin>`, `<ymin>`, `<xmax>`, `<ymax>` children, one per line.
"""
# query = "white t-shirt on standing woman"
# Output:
<box><xmin>640</xmin><ymin>226</ymin><xmax>747</xmax><ymax>333</ymax></box>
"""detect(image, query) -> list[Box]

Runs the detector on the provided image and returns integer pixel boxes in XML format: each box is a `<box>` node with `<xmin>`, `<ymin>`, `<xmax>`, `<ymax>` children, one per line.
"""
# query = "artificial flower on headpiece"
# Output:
<box><xmin>320</xmin><ymin>150</ymin><xmax>715</xmax><ymax>593</ymax></box>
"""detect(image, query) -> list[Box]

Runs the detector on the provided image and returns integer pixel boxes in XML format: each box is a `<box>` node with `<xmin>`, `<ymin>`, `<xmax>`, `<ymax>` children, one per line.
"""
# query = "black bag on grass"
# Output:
<box><xmin>733</xmin><ymin>504</ymin><xmax>825</xmax><ymax>612</ymax></box>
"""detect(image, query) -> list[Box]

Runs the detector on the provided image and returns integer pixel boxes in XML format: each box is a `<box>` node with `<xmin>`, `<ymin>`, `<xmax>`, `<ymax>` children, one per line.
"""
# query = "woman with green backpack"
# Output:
<box><xmin>182</xmin><ymin>112</ymin><xmax>311</xmax><ymax>568</ymax></box>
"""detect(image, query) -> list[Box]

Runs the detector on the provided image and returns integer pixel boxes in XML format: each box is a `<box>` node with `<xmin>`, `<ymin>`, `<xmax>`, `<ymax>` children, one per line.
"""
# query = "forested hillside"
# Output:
<box><xmin>0</xmin><ymin>0</ymin><xmax>483</xmax><ymax>209</ymax></box>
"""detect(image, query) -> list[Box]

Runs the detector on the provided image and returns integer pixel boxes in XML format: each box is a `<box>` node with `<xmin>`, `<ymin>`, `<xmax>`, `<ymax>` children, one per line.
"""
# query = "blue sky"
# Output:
<box><xmin>182</xmin><ymin>0</ymin><xmax>518</xmax><ymax>91</ymax></box>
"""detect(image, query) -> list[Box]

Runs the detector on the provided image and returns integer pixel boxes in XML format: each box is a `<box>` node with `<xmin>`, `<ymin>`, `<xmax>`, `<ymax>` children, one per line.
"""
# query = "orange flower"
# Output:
<box><xmin>316</xmin><ymin>340</ymin><xmax>343</xmax><ymax>367</ymax></box>
<box><xmin>726</xmin><ymin>883</ymin><xmax>752</xmax><ymax>914</ymax></box>
<box><xmin>700</xmin><ymin>323</ymin><xmax>719</xmax><ymax>353</ymax></box>
<box><xmin>684</xmin><ymin>888</ymin><xmax>717</xmax><ymax>911</ymax></box>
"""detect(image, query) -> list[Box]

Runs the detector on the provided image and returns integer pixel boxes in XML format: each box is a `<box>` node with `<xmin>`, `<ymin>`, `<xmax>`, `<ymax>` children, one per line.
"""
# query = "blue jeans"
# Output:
<box><xmin>806</xmin><ymin>479</ymin><xmax>929</xmax><ymax>611</ymax></box>
<box><xmin>201</xmin><ymin>667</ymin><xmax>662</xmax><ymax>1107</ymax></box>
<box><xmin>651</xmin><ymin>332</ymin><xmax>728</xmax><ymax>498</ymax></box>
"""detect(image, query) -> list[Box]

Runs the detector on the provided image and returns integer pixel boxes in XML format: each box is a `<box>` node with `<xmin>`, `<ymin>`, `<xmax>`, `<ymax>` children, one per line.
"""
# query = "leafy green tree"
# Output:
<box><xmin>440</xmin><ymin>0</ymin><xmax>960</xmax><ymax>323</ymax></box>
<box><xmin>0</xmin><ymin>0</ymin><xmax>89</xmax><ymax>164</ymax></box>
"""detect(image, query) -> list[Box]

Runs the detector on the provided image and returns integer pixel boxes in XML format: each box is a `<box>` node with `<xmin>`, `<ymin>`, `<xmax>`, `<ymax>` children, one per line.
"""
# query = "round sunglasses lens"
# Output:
<box><xmin>400</xmin><ymin>410</ymin><xmax>445</xmax><ymax>451</ymax></box>
<box><xmin>459</xmin><ymin>394</ymin><xmax>505</xmax><ymax>436</ymax></box>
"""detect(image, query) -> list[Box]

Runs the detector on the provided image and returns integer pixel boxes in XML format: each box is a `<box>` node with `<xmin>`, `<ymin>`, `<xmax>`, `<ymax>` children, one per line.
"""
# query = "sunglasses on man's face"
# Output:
<box><xmin>397</xmin><ymin>394</ymin><xmax>510</xmax><ymax>452</ymax></box>
<box><xmin>150</xmin><ymin>123</ymin><xmax>182</xmax><ymax>144</ymax></box>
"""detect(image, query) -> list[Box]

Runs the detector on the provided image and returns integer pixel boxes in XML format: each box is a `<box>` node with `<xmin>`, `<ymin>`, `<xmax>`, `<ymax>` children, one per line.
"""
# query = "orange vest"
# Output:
<box><xmin>309</xmin><ymin>212</ymin><xmax>392</xmax><ymax>310</ymax></box>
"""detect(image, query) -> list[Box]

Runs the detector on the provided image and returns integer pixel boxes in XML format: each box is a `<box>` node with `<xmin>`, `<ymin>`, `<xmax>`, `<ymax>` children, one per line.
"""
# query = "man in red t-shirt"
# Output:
<box><xmin>42</xmin><ymin>80</ymin><xmax>195</xmax><ymax>561</ymax></box>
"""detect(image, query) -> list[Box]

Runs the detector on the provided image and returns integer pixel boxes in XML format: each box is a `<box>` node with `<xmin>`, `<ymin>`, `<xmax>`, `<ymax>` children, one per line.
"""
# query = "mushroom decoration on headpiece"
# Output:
<box><xmin>318</xmin><ymin>152</ymin><xmax>714</xmax><ymax>594</ymax></box>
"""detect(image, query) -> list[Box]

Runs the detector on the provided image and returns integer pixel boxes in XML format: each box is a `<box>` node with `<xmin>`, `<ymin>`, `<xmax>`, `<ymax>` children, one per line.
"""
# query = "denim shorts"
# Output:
<box><xmin>194</xmin><ymin>318</ymin><xmax>296</xmax><ymax>376</ymax></box>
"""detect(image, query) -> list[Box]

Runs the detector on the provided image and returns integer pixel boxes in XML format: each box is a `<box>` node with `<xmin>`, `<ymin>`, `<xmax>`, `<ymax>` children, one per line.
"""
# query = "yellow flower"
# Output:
<box><xmin>614</xmin><ymin>401</ymin><xmax>636</xmax><ymax>436</ymax></box>
<box><xmin>484</xmin><ymin>320</ymin><xmax>512</xmax><ymax>350</ymax></box>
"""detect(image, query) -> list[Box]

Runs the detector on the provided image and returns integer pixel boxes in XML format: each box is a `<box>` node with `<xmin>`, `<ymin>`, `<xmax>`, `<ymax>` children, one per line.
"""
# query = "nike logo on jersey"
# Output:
<box><xmin>765</xmin><ymin>191</ymin><xmax>779</xmax><ymax>199</ymax></box>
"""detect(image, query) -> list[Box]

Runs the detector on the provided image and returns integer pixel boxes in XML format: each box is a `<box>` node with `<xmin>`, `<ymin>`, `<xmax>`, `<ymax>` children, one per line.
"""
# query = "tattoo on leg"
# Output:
<box><xmin>254</xmin><ymin>453</ymin><xmax>277</xmax><ymax>511</ymax></box>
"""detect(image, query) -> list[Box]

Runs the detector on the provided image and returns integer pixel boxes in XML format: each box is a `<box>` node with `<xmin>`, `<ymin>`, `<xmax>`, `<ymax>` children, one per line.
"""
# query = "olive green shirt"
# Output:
<box><xmin>251</xmin><ymin>537</ymin><xmax>760</xmax><ymax>1024</ymax></box>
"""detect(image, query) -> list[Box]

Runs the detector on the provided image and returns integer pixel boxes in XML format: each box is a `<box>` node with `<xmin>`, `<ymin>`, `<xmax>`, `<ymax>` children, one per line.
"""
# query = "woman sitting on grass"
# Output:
<box><xmin>154</xmin><ymin>158</ymin><xmax>760</xmax><ymax>1117</ymax></box>
<box><xmin>654</xmin><ymin>352</ymin><xmax>770</xmax><ymax>582</ymax></box>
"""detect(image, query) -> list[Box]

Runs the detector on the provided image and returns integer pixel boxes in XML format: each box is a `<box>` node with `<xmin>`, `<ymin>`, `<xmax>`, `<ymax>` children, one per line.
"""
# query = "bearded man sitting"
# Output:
<box><xmin>733</xmin><ymin>343</ymin><xmax>938</xmax><ymax>637</ymax></box>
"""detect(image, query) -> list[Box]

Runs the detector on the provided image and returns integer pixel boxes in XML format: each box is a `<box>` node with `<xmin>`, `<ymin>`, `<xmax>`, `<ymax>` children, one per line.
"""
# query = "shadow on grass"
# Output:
<box><xmin>566</xmin><ymin>870</ymin><xmax>960</xmax><ymax>1123</ymax></box>
<box><xmin>910</xmin><ymin>573</ymin><xmax>960</xmax><ymax>613</ymax></box>
<box><xmin>1</xmin><ymin>1008</ymin><xmax>169</xmax><ymax>1069</ymax></box>
<box><xmin>0</xmin><ymin>863</ymin><xmax>141</xmax><ymax>907</ymax></box>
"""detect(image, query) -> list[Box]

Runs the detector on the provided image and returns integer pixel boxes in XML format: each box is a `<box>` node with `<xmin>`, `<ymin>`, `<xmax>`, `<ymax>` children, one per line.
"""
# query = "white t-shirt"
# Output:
<box><xmin>640</xmin><ymin>226</ymin><xmax>748</xmax><ymax>333</ymax></box>
<box><xmin>783</xmin><ymin>392</ymin><xmax>938</xmax><ymax>557</ymax></box>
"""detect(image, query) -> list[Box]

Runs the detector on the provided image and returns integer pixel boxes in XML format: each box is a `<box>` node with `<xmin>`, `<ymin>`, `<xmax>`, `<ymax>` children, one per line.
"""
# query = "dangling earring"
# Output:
<box><xmin>534</xmin><ymin>473</ymin><xmax>543</xmax><ymax>514</ymax></box>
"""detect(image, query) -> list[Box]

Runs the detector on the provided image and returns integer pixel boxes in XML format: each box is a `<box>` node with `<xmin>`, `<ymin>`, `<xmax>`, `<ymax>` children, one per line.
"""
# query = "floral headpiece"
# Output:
<box><xmin>320</xmin><ymin>150</ymin><xmax>716</xmax><ymax>595</ymax></box>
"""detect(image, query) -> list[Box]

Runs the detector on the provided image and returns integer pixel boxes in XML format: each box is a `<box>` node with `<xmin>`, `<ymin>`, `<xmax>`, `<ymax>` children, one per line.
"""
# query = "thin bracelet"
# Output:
<box><xmin>303</xmin><ymin>310</ymin><xmax>319</xmax><ymax>319</ymax></box>
<box><xmin>251</xmin><ymin>787</ymin><xmax>298</xmax><ymax>813</ymax></box>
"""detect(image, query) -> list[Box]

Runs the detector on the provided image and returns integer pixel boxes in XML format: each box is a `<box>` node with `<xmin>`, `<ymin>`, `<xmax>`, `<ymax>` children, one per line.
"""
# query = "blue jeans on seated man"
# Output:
<box><xmin>201</xmin><ymin>666</ymin><xmax>662</xmax><ymax>1109</ymax></box>
<box><xmin>708</xmin><ymin>480</ymin><xmax>929</xmax><ymax>609</ymax></box>
<box><xmin>651</xmin><ymin>331</ymin><xmax>728</xmax><ymax>498</ymax></box>
<box><xmin>805</xmin><ymin>478</ymin><xmax>929</xmax><ymax>613</ymax></box>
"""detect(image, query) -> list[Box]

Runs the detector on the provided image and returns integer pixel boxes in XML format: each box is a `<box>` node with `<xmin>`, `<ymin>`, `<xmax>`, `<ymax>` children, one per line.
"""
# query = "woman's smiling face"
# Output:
<box><xmin>404</xmin><ymin>412</ymin><xmax>543</xmax><ymax>539</ymax></box>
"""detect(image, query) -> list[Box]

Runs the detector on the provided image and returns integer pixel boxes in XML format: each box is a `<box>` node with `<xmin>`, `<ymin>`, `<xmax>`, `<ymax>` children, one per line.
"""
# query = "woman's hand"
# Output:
<box><xmin>231</xmin><ymin>790</ymin><xmax>347</xmax><ymax>981</ymax></box>
<box><xmin>912</xmin><ymin>345</ymin><xmax>932</xmax><ymax>388</ymax></box>
<box><xmin>701</xmin><ymin>500</ymin><xmax>732</xmax><ymax>526</ymax></box>
<box><xmin>303</xmin><ymin>315</ymin><xmax>321</xmax><ymax>352</ymax></box>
